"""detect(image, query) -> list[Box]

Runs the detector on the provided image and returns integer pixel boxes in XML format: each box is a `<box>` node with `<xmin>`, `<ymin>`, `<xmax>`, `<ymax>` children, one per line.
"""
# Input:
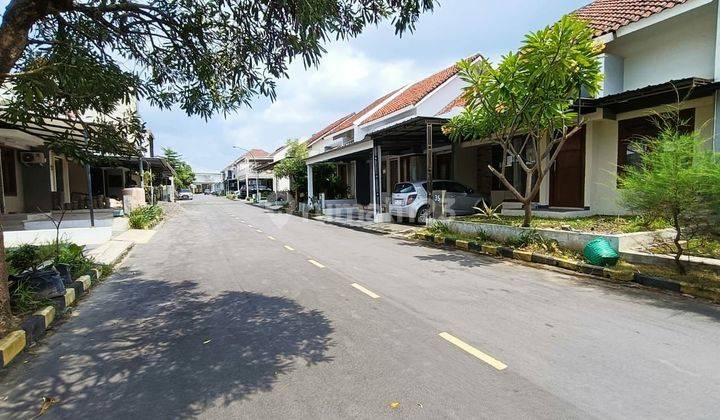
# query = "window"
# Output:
<box><xmin>1</xmin><ymin>148</ymin><xmax>17</xmax><ymax>196</ymax></box>
<box><xmin>393</xmin><ymin>183</ymin><xmax>415</xmax><ymax>194</ymax></box>
<box><xmin>447</xmin><ymin>182</ymin><xmax>469</xmax><ymax>193</ymax></box>
<box><xmin>618</xmin><ymin>109</ymin><xmax>695</xmax><ymax>177</ymax></box>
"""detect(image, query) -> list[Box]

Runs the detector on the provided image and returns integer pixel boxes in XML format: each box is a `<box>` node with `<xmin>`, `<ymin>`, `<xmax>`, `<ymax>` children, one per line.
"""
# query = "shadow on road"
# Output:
<box><xmin>395</xmin><ymin>240</ymin><xmax>502</xmax><ymax>268</ymax></box>
<box><xmin>0</xmin><ymin>275</ymin><xmax>334</xmax><ymax>418</ymax></box>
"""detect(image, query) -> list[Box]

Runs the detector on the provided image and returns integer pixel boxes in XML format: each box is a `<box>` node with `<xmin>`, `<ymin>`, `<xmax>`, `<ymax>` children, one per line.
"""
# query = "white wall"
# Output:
<box><xmin>605</xmin><ymin>3</ymin><xmax>716</xmax><ymax>92</ymax></box>
<box><xmin>416</xmin><ymin>75</ymin><xmax>466</xmax><ymax>117</ymax></box>
<box><xmin>584</xmin><ymin>118</ymin><xmax>622</xmax><ymax>215</ymax></box>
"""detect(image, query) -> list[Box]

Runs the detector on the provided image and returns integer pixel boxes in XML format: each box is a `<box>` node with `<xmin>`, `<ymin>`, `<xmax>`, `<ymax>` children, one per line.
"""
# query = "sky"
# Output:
<box><xmin>3</xmin><ymin>0</ymin><xmax>591</xmax><ymax>173</ymax></box>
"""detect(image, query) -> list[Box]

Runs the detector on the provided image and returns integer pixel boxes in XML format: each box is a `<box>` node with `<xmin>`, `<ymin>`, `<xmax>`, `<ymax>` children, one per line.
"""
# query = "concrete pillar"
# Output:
<box><xmin>372</xmin><ymin>145</ymin><xmax>382</xmax><ymax>215</ymax></box>
<box><xmin>306</xmin><ymin>164</ymin><xmax>313</xmax><ymax>204</ymax></box>
<box><xmin>168</xmin><ymin>176</ymin><xmax>175</xmax><ymax>202</ymax></box>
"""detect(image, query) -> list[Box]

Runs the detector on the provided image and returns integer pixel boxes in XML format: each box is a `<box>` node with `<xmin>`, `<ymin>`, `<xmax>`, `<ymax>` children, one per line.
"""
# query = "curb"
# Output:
<box><xmin>1</xmin><ymin>266</ymin><xmax>105</xmax><ymax>368</ymax></box>
<box><xmin>416</xmin><ymin>233</ymin><xmax>720</xmax><ymax>303</ymax></box>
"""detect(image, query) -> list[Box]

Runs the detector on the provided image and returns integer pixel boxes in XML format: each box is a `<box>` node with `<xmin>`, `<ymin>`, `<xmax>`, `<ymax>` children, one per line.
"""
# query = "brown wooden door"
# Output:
<box><xmin>550</xmin><ymin>127</ymin><xmax>585</xmax><ymax>208</ymax></box>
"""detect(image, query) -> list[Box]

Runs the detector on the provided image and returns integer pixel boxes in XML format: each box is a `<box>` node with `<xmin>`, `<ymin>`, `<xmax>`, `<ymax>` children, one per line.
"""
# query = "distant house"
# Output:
<box><xmin>221</xmin><ymin>149</ymin><xmax>273</xmax><ymax>197</ymax></box>
<box><xmin>191</xmin><ymin>172</ymin><xmax>222</xmax><ymax>194</ymax></box>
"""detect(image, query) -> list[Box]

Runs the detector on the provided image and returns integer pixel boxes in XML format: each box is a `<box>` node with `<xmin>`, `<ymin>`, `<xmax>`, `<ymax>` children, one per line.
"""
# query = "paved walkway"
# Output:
<box><xmin>2</xmin><ymin>195</ymin><xmax>719</xmax><ymax>419</ymax></box>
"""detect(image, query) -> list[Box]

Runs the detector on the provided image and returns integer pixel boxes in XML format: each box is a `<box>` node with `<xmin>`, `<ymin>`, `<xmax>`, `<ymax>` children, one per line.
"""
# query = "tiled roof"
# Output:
<box><xmin>327</xmin><ymin>89</ymin><xmax>401</xmax><ymax>135</ymax></box>
<box><xmin>363</xmin><ymin>54</ymin><xmax>481</xmax><ymax>124</ymax></box>
<box><xmin>240</xmin><ymin>148</ymin><xmax>270</xmax><ymax>159</ymax></box>
<box><xmin>574</xmin><ymin>0</ymin><xmax>687</xmax><ymax>36</ymax></box>
<box><xmin>305</xmin><ymin>113</ymin><xmax>356</xmax><ymax>146</ymax></box>
<box><xmin>436</xmin><ymin>94</ymin><xmax>467</xmax><ymax>116</ymax></box>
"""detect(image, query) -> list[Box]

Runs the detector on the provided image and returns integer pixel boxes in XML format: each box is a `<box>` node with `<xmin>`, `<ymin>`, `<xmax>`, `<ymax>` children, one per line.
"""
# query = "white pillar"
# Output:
<box><xmin>169</xmin><ymin>176</ymin><xmax>175</xmax><ymax>202</ymax></box>
<box><xmin>306</xmin><ymin>164</ymin><xmax>314</xmax><ymax>204</ymax></box>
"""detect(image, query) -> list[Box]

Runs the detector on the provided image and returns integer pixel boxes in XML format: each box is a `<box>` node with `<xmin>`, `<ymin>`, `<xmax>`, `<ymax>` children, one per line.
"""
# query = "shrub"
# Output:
<box><xmin>128</xmin><ymin>205</ymin><xmax>164</xmax><ymax>229</ymax></box>
<box><xmin>226</xmin><ymin>193</ymin><xmax>236</xmax><ymax>200</ymax></box>
<box><xmin>428</xmin><ymin>220</ymin><xmax>453</xmax><ymax>236</ymax></box>
<box><xmin>504</xmin><ymin>229</ymin><xmax>545</xmax><ymax>248</ymax></box>
<box><xmin>620</xmin><ymin>127</ymin><xmax>720</xmax><ymax>273</ymax></box>
<box><xmin>6</xmin><ymin>244</ymin><xmax>53</xmax><ymax>274</ymax></box>
<box><xmin>10</xmin><ymin>282</ymin><xmax>52</xmax><ymax>314</ymax></box>
<box><xmin>54</xmin><ymin>242</ymin><xmax>94</xmax><ymax>278</ymax></box>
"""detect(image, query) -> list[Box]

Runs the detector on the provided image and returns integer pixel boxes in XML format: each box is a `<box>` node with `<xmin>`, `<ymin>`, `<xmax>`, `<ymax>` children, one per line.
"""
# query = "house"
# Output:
<box><xmin>222</xmin><ymin>149</ymin><xmax>273</xmax><ymax>198</ymax></box>
<box><xmin>0</xmin><ymin>99</ymin><xmax>174</xmax><ymax>245</ymax></box>
<box><xmin>454</xmin><ymin>0</ymin><xmax>720</xmax><ymax>217</ymax></box>
<box><xmin>305</xmin><ymin>55</ymin><xmax>482</xmax><ymax>221</ymax></box>
<box><xmin>309</xmin><ymin>0</ymin><xmax>720</xmax><ymax>221</ymax></box>
<box><xmin>191</xmin><ymin>172</ymin><xmax>222</xmax><ymax>194</ymax></box>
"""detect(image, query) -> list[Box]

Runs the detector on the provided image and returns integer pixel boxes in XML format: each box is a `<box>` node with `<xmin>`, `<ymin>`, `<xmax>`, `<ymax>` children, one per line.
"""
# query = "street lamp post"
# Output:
<box><xmin>233</xmin><ymin>146</ymin><xmax>260</xmax><ymax>203</ymax></box>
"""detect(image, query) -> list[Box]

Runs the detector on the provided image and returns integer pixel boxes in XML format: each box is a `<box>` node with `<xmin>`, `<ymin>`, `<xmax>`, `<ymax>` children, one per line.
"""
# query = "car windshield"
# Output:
<box><xmin>393</xmin><ymin>183</ymin><xmax>415</xmax><ymax>194</ymax></box>
<box><xmin>180</xmin><ymin>189</ymin><xmax>190</xmax><ymax>193</ymax></box>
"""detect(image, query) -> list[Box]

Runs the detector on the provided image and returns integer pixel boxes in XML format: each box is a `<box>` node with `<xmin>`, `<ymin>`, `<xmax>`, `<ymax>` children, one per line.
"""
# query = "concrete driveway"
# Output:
<box><xmin>1</xmin><ymin>194</ymin><xmax>719</xmax><ymax>419</ymax></box>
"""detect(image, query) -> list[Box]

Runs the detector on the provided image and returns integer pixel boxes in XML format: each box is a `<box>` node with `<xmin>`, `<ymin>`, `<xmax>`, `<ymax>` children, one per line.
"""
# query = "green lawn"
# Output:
<box><xmin>456</xmin><ymin>214</ymin><xmax>670</xmax><ymax>234</ymax></box>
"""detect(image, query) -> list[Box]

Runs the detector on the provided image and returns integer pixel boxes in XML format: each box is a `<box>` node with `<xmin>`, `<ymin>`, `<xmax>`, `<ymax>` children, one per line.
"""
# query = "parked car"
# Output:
<box><xmin>203</xmin><ymin>189</ymin><xmax>211</xmax><ymax>195</ymax></box>
<box><xmin>178</xmin><ymin>188</ymin><xmax>193</xmax><ymax>200</ymax></box>
<box><xmin>389</xmin><ymin>180</ymin><xmax>490</xmax><ymax>224</ymax></box>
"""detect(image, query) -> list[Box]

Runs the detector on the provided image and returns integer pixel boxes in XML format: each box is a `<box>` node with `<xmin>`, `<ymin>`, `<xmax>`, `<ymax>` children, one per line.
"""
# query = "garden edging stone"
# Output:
<box><xmin>1</xmin><ymin>265</ymin><xmax>103</xmax><ymax>368</ymax></box>
<box><xmin>416</xmin><ymin>233</ymin><xmax>720</xmax><ymax>303</ymax></box>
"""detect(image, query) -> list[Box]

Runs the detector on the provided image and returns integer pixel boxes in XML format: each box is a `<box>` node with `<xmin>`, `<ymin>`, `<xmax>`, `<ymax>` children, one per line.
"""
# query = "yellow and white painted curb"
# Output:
<box><xmin>0</xmin><ymin>331</ymin><xmax>26</xmax><ymax>367</ymax></box>
<box><xmin>2</xmin><ymin>267</ymin><xmax>105</xmax><ymax>368</ymax></box>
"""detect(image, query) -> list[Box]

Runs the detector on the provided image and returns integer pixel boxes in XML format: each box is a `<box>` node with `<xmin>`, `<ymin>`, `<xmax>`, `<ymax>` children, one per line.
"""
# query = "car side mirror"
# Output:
<box><xmin>466</xmin><ymin>188</ymin><xmax>474</xmax><ymax>194</ymax></box>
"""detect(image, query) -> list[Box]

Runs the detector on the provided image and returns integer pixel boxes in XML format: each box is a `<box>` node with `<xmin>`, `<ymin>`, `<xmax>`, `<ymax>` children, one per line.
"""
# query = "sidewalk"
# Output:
<box><xmin>87</xmin><ymin>218</ymin><xmax>158</xmax><ymax>265</ymax></box>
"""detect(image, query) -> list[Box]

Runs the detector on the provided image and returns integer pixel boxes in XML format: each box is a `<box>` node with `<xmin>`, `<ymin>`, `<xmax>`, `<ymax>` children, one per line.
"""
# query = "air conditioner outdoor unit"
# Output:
<box><xmin>20</xmin><ymin>152</ymin><xmax>46</xmax><ymax>165</ymax></box>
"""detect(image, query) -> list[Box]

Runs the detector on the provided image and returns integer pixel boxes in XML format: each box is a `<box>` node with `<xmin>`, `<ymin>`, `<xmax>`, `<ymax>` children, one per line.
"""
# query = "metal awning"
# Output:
<box><xmin>0</xmin><ymin>113</ymin><xmax>141</xmax><ymax>156</ymax></box>
<box><xmin>576</xmin><ymin>77</ymin><xmax>720</xmax><ymax>114</ymax></box>
<box><xmin>306</xmin><ymin>116</ymin><xmax>451</xmax><ymax>165</ymax></box>
<box><xmin>368</xmin><ymin>116</ymin><xmax>450</xmax><ymax>154</ymax></box>
<box><xmin>95</xmin><ymin>156</ymin><xmax>177</xmax><ymax>178</ymax></box>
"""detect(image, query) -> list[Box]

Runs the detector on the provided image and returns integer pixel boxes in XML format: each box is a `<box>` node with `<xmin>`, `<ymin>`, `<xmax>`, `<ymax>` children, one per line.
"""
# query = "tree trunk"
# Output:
<box><xmin>522</xmin><ymin>201</ymin><xmax>532</xmax><ymax>227</ymax></box>
<box><xmin>0</xmin><ymin>226</ymin><xmax>12</xmax><ymax>335</ymax></box>
<box><xmin>0</xmin><ymin>0</ymin><xmax>66</xmax><ymax>84</ymax></box>
<box><xmin>672</xmin><ymin>213</ymin><xmax>686</xmax><ymax>275</ymax></box>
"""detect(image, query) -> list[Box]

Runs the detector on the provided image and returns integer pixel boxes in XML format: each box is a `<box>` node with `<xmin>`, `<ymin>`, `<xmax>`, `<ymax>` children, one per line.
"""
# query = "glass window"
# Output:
<box><xmin>393</xmin><ymin>183</ymin><xmax>415</xmax><ymax>194</ymax></box>
<box><xmin>447</xmin><ymin>182</ymin><xmax>468</xmax><ymax>193</ymax></box>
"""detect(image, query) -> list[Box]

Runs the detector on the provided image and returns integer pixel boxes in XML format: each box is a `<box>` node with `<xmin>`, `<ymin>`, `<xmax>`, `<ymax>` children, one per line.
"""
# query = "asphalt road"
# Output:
<box><xmin>1</xmin><ymin>194</ymin><xmax>719</xmax><ymax>419</ymax></box>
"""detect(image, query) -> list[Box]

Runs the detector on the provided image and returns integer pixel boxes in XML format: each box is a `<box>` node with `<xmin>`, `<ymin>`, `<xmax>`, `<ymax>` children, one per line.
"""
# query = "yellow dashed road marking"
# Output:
<box><xmin>350</xmin><ymin>283</ymin><xmax>380</xmax><ymax>299</ymax></box>
<box><xmin>256</xmin><ymin>229</ymin><xmax>263</xmax><ymax>233</ymax></box>
<box><xmin>284</xmin><ymin>245</ymin><xmax>295</xmax><ymax>251</ymax></box>
<box><xmin>439</xmin><ymin>332</ymin><xmax>507</xmax><ymax>371</ymax></box>
<box><xmin>267</xmin><ymin>236</ymin><xmax>276</xmax><ymax>241</ymax></box>
<box><xmin>308</xmin><ymin>259</ymin><xmax>325</xmax><ymax>268</ymax></box>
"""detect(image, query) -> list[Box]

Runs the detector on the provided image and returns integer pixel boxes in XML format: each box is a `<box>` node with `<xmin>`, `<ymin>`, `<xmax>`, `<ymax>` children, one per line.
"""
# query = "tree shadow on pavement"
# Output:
<box><xmin>0</xmin><ymin>275</ymin><xmax>334</xmax><ymax>419</ymax></box>
<box><xmin>395</xmin><ymin>240</ymin><xmax>501</xmax><ymax>268</ymax></box>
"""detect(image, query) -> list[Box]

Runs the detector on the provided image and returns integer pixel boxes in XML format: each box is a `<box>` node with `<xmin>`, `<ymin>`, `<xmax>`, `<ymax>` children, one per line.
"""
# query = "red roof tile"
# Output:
<box><xmin>363</xmin><ymin>54</ymin><xmax>481</xmax><ymax>124</ymax></box>
<box><xmin>240</xmin><ymin>148</ymin><xmax>270</xmax><ymax>159</ymax></box>
<box><xmin>327</xmin><ymin>89</ymin><xmax>401</xmax><ymax>135</ymax></box>
<box><xmin>436</xmin><ymin>94</ymin><xmax>467</xmax><ymax>116</ymax></box>
<box><xmin>574</xmin><ymin>0</ymin><xmax>687</xmax><ymax>36</ymax></box>
<box><xmin>305</xmin><ymin>113</ymin><xmax>356</xmax><ymax>146</ymax></box>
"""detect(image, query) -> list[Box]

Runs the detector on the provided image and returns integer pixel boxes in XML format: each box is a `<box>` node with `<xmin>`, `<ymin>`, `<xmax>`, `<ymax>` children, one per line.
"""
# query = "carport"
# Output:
<box><xmin>306</xmin><ymin>116</ymin><xmax>452</xmax><ymax>222</ymax></box>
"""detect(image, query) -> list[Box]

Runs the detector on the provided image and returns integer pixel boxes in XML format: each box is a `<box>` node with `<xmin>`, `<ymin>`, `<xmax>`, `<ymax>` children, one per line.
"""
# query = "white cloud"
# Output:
<box><xmin>147</xmin><ymin>42</ymin><xmax>449</xmax><ymax>171</ymax></box>
<box><xmin>216</xmin><ymin>42</ymin><xmax>439</xmax><ymax>158</ymax></box>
